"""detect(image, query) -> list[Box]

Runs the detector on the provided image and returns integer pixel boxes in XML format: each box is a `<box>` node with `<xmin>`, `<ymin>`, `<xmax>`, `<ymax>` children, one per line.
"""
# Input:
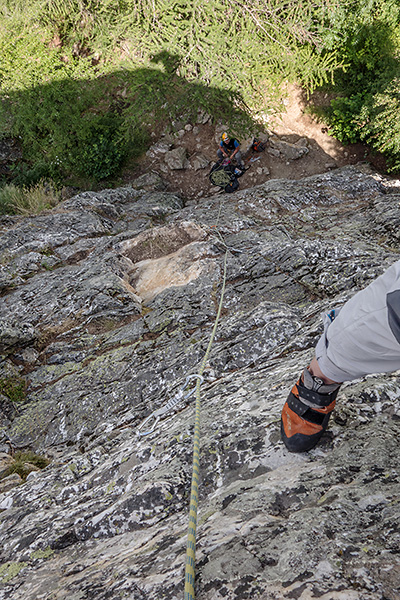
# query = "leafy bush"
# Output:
<box><xmin>326</xmin><ymin>93</ymin><xmax>369</xmax><ymax>144</ymax></box>
<box><xmin>315</xmin><ymin>0</ymin><xmax>400</xmax><ymax>171</ymax></box>
<box><xmin>78</xmin><ymin>131</ymin><xmax>124</xmax><ymax>180</ymax></box>
<box><xmin>0</xmin><ymin>0</ymin><xmax>346</xmax><ymax>185</ymax></box>
<box><xmin>359</xmin><ymin>77</ymin><xmax>400</xmax><ymax>172</ymax></box>
<box><xmin>72</xmin><ymin>115</ymin><xmax>126</xmax><ymax>180</ymax></box>
<box><xmin>10</xmin><ymin>161</ymin><xmax>63</xmax><ymax>188</ymax></box>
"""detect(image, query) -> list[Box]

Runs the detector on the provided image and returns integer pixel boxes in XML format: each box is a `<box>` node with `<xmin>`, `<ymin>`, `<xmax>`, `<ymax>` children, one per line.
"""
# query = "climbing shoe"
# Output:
<box><xmin>281</xmin><ymin>368</ymin><xmax>341</xmax><ymax>452</ymax></box>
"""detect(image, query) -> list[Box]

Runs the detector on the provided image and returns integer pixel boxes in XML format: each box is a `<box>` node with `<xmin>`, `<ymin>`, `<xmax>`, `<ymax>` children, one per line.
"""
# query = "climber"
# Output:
<box><xmin>217</xmin><ymin>132</ymin><xmax>244</xmax><ymax>168</ymax></box>
<box><xmin>281</xmin><ymin>259</ymin><xmax>400</xmax><ymax>452</ymax></box>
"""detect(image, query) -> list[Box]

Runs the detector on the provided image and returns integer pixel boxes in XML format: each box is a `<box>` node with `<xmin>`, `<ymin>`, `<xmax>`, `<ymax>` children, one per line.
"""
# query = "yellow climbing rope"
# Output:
<box><xmin>184</xmin><ymin>249</ymin><xmax>228</xmax><ymax>600</ymax></box>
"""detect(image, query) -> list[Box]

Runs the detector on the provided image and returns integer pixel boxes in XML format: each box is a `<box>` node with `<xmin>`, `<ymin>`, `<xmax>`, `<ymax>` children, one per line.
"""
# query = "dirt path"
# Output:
<box><xmin>122</xmin><ymin>85</ymin><xmax>387</xmax><ymax>200</ymax></box>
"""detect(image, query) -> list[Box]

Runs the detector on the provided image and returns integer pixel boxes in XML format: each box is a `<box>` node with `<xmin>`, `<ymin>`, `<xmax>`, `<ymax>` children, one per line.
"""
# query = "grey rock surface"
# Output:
<box><xmin>191</xmin><ymin>153</ymin><xmax>210</xmax><ymax>171</ymax></box>
<box><xmin>269</xmin><ymin>137</ymin><xmax>309</xmax><ymax>160</ymax></box>
<box><xmin>0</xmin><ymin>166</ymin><xmax>399</xmax><ymax>599</ymax></box>
<box><xmin>164</xmin><ymin>147</ymin><xmax>189</xmax><ymax>170</ymax></box>
<box><xmin>131</xmin><ymin>171</ymin><xmax>168</xmax><ymax>191</ymax></box>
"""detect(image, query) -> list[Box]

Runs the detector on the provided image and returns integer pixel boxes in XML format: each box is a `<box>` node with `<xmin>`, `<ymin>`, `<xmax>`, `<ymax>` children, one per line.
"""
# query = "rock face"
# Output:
<box><xmin>0</xmin><ymin>166</ymin><xmax>399</xmax><ymax>600</ymax></box>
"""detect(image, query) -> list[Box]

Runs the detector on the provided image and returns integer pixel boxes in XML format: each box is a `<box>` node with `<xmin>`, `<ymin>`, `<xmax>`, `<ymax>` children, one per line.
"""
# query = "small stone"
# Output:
<box><xmin>146</xmin><ymin>141</ymin><xmax>172</xmax><ymax>157</ymax></box>
<box><xmin>197</xmin><ymin>111</ymin><xmax>211</xmax><ymax>124</ymax></box>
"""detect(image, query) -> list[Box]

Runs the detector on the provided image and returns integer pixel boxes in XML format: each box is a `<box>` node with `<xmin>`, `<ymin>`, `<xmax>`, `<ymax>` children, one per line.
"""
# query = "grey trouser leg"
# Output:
<box><xmin>217</xmin><ymin>149</ymin><xmax>243</xmax><ymax>165</ymax></box>
<box><xmin>217</xmin><ymin>149</ymin><xmax>225</xmax><ymax>161</ymax></box>
<box><xmin>233</xmin><ymin>150</ymin><xmax>243</xmax><ymax>166</ymax></box>
<box><xmin>316</xmin><ymin>260</ymin><xmax>400</xmax><ymax>382</ymax></box>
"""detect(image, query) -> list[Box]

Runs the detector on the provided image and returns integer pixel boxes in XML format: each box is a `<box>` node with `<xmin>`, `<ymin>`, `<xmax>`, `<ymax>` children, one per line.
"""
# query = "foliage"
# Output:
<box><xmin>2</xmin><ymin>450</ymin><xmax>50</xmax><ymax>481</ymax></box>
<box><xmin>359</xmin><ymin>77</ymin><xmax>400</xmax><ymax>172</ymax></box>
<box><xmin>327</xmin><ymin>93</ymin><xmax>368</xmax><ymax>144</ymax></box>
<box><xmin>0</xmin><ymin>0</ymin><xmax>346</xmax><ymax>187</ymax></box>
<box><xmin>0</xmin><ymin>181</ymin><xmax>60</xmax><ymax>215</ymax></box>
<box><xmin>0</xmin><ymin>375</ymin><xmax>26</xmax><ymax>403</ymax></box>
<box><xmin>319</xmin><ymin>0</ymin><xmax>400</xmax><ymax>170</ymax></box>
<box><xmin>3</xmin><ymin>0</ymin><xmax>400</xmax><ymax>178</ymax></box>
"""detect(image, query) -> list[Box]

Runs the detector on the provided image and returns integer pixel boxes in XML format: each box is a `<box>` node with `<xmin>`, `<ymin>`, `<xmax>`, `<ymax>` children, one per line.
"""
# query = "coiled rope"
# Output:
<box><xmin>184</xmin><ymin>248</ymin><xmax>228</xmax><ymax>600</ymax></box>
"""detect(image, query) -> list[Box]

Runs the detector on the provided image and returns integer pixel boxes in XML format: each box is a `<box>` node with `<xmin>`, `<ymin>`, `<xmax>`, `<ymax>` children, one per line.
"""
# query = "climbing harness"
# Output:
<box><xmin>137</xmin><ymin>374</ymin><xmax>204</xmax><ymax>437</ymax></box>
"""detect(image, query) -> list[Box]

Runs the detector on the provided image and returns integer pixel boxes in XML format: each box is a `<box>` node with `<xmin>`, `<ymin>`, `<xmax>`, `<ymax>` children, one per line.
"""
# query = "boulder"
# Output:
<box><xmin>269</xmin><ymin>138</ymin><xmax>309</xmax><ymax>160</ymax></box>
<box><xmin>191</xmin><ymin>153</ymin><xmax>210</xmax><ymax>170</ymax></box>
<box><xmin>164</xmin><ymin>146</ymin><xmax>189</xmax><ymax>170</ymax></box>
<box><xmin>146</xmin><ymin>141</ymin><xmax>173</xmax><ymax>158</ymax></box>
<box><xmin>131</xmin><ymin>171</ymin><xmax>167</xmax><ymax>191</ymax></box>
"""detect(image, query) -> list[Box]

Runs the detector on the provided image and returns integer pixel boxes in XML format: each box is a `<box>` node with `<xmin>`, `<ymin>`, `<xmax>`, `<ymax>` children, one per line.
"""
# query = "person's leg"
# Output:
<box><xmin>308</xmin><ymin>357</ymin><xmax>336</xmax><ymax>383</ymax></box>
<box><xmin>234</xmin><ymin>150</ymin><xmax>243</xmax><ymax>167</ymax></box>
<box><xmin>217</xmin><ymin>149</ymin><xmax>224</xmax><ymax>161</ymax></box>
<box><xmin>281</xmin><ymin>260</ymin><xmax>400</xmax><ymax>452</ymax></box>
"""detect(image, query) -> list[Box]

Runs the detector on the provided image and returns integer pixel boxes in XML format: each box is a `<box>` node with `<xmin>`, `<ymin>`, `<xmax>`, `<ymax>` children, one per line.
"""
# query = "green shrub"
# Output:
<box><xmin>327</xmin><ymin>93</ymin><xmax>369</xmax><ymax>144</ymax></box>
<box><xmin>0</xmin><ymin>375</ymin><xmax>26</xmax><ymax>403</ymax></box>
<box><xmin>9</xmin><ymin>161</ymin><xmax>63</xmax><ymax>188</ymax></box>
<box><xmin>2</xmin><ymin>451</ymin><xmax>50</xmax><ymax>481</ymax></box>
<box><xmin>0</xmin><ymin>0</ymin><xmax>347</xmax><ymax>185</ymax></box>
<box><xmin>72</xmin><ymin>114</ymin><xmax>126</xmax><ymax>180</ymax></box>
<box><xmin>359</xmin><ymin>77</ymin><xmax>400</xmax><ymax>172</ymax></box>
<box><xmin>316</xmin><ymin>0</ymin><xmax>400</xmax><ymax>170</ymax></box>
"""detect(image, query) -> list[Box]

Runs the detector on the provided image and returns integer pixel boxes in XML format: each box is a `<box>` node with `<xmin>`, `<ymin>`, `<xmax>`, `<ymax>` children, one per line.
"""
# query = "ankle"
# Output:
<box><xmin>308</xmin><ymin>358</ymin><xmax>338</xmax><ymax>385</ymax></box>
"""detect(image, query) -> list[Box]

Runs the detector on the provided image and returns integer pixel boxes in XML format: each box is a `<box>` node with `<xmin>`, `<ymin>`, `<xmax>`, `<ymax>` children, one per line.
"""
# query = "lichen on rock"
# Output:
<box><xmin>0</xmin><ymin>167</ymin><xmax>399</xmax><ymax>600</ymax></box>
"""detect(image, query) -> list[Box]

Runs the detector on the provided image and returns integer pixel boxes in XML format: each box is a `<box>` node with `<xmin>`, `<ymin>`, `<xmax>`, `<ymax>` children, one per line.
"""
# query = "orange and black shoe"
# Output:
<box><xmin>281</xmin><ymin>369</ymin><xmax>341</xmax><ymax>452</ymax></box>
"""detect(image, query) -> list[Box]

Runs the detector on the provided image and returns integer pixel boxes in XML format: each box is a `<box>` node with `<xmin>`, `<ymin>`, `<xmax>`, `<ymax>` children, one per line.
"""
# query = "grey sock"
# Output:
<box><xmin>302</xmin><ymin>368</ymin><xmax>341</xmax><ymax>395</ymax></box>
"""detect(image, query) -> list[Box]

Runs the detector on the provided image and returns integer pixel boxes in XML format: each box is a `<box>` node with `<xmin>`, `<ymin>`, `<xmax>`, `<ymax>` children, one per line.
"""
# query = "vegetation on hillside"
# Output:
<box><xmin>320</xmin><ymin>0</ymin><xmax>400</xmax><ymax>172</ymax></box>
<box><xmin>0</xmin><ymin>0</ymin><xmax>399</xmax><ymax>202</ymax></box>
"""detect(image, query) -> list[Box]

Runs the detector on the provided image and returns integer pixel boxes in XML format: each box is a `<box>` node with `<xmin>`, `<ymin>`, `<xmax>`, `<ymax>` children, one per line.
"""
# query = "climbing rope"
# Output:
<box><xmin>209</xmin><ymin>167</ymin><xmax>233</xmax><ymax>187</ymax></box>
<box><xmin>184</xmin><ymin>249</ymin><xmax>228</xmax><ymax>600</ymax></box>
<box><xmin>137</xmin><ymin>374</ymin><xmax>204</xmax><ymax>437</ymax></box>
<box><xmin>136</xmin><ymin>200</ymin><xmax>229</xmax><ymax>599</ymax></box>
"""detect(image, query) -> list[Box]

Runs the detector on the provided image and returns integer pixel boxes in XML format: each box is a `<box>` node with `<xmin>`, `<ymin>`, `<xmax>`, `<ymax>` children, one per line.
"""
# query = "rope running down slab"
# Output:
<box><xmin>184</xmin><ymin>249</ymin><xmax>228</xmax><ymax>600</ymax></box>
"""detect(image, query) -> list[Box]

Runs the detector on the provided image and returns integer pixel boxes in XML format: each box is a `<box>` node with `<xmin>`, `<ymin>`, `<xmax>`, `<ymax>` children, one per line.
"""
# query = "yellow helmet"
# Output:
<box><xmin>222</xmin><ymin>132</ymin><xmax>229</xmax><ymax>141</ymax></box>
